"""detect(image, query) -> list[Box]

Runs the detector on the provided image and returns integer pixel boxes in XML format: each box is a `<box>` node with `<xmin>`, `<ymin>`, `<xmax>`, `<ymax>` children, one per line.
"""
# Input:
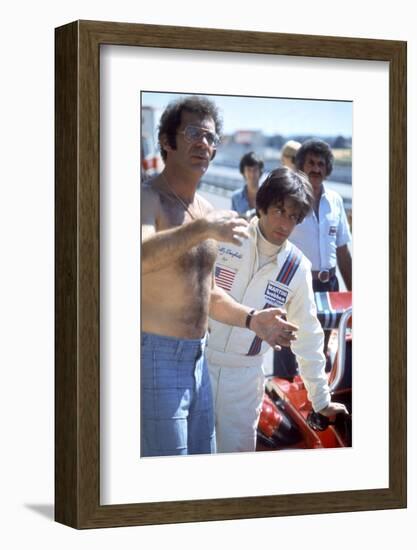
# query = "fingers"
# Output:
<box><xmin>274</xmin><ymin>315</ymin><xmax>299</xmax><ymax>332</ymax></box>
<box><xmin>226</xmin><ymin>230</ymin><xmax>249</xmax><ymax>246</ymax></box>
<box><xmin>250</xmin><ymin>309</ymin><xmax>298</xmax><ymax>349</ymax></box>
<box><xmin>231</xmin><ymin>227</ymin><xmax>250</xmax><ymax>245</ymax></box>
<box><xmin>267</xmin><ymin>309</ymin><xmax>299</xmax><ymax>331</ymax></box>
<box><xmin>206</xmin><ymin>210</ymin><xmax>251</xmax><ymax>243</ymax></box>
<box><xmin>336</xmin><ymin>404</ymin><xmax>349</xmax><ymax>415</ymax></box>
<box><xmin>263</xmin><ymin>331</ymin><xmax>295</xmax><ymax>349</ymax></box>
<box><xmin>275</xmin><ymin>332</ymin><xmax>297</xmax><ymax>347</ymax></box>
<box><xmin>208</xmin><ymin>209</ymin><xmax>248</xmax><ymax>224</ymax></box>
<box><xmin>217</xmin><ymin>219</ymin><xmax>250</xmax><ymax>245</ymax></box>
<box><xmin>319</xmin><ymin>403</ymin><xmax>349</xmax><ymax>417</ymax></box>
<box><xmin>281</xmin><ymin>331</ymin><xmax>297</xmax><ymax>343</ymax></box>
<box><xmin>225</xmin><ymin>209</ymin><xmax>239</xmax><ymax>218</ymax></box>
<box><xmin>275</xmin><ymin>326</ymin><xmax>298</xmax><ymax>345</ymax></box>
<box><xmin>231</xmin><ymin>216</ymin><xmax>250</xmax><ymax>228</ymax></box>
<box><xmin>270</xmin><ymin>307</ymin><xmax>285</xmax><ymax>316</ymax></box>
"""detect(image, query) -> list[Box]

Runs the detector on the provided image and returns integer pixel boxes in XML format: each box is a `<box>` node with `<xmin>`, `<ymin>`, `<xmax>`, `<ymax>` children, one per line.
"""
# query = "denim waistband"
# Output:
<box><xmin>141</xmin><ymin>331</ymin><xmax>207</xmax><ymax>359</ymax></box>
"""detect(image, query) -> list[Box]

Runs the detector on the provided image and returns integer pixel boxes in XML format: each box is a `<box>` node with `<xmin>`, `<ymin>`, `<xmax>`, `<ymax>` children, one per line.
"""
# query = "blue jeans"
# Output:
<box><xmin>141</xmin><ymin>332</ymin><xmax>216</xmax><ymax>457</ymax></box>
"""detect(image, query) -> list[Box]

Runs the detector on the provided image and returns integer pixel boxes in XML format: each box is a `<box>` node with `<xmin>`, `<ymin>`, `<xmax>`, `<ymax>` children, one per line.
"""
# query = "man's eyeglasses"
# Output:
<box><xmin>178</xmin><ymin>125</ymin><xmax>220</xmax><ymax>147</ymax></box>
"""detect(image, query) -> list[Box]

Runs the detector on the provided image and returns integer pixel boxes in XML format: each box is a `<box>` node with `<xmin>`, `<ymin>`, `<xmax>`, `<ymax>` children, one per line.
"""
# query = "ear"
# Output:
<box><xmin>160</xmin><ymin>134</ymin><xmax>173</xmax><ymax>154</ymax></box>
<box><xmin>257</xmin><ymin>212</ymin><xmax>266</xmax><ymax>234</ymax></box>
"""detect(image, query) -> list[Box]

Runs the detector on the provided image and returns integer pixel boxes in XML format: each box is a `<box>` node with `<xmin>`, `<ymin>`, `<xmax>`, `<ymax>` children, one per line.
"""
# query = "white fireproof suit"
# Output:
<box><xmin>207</xmin><ymin>218</ymin><xmax>331</xmax><ymax>453</ymax></box>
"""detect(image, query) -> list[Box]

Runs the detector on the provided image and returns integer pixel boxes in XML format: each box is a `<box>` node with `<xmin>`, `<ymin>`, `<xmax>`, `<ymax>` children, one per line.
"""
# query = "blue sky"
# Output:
<box><xmin>142</xmin><ymin>91</ymin><xmax>352</xmax><ymax>137</ymax></box>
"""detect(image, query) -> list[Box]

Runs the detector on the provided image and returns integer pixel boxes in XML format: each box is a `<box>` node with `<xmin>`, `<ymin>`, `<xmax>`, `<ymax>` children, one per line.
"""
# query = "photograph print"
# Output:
<box><xmin>140</xmin><ymin>90</ymin><xmax>352</xmax><ymax>459</ymax></box>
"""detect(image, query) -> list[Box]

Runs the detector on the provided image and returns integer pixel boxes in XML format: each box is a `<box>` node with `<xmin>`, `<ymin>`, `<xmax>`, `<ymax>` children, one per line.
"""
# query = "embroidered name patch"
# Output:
<box><xmin>218</xmin><ymin>246</ymin><xmax>243</xmax><ymax>260</ymax></box>
<box><xmin>264</xmin><ymin>281</ymin><xmax>289</xmax><ymax>306</ymax></box>
<box><xmin>329</xmin><ymin>226</ymin><xmax>337</xmax><ymax>236</ymax></box>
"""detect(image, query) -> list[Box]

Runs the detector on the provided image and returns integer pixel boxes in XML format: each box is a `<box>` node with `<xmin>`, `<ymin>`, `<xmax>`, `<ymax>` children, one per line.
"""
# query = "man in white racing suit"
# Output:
<box><xmin>207</xmin><ymin>168</ymin><xmax>347</xmax><ymax>453</ymax></box>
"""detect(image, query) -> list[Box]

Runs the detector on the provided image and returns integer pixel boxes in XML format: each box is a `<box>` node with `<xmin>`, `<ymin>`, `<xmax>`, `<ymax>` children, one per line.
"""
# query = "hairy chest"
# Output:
<box><xmin>157</xmin><ymin>198</ymin><xmax>217</xmax><ymax>276</ymax></box>
<box><xmin>178</xmin><ymin>239</ymin><xmax>218</xmax><ymax>275</ymax></box>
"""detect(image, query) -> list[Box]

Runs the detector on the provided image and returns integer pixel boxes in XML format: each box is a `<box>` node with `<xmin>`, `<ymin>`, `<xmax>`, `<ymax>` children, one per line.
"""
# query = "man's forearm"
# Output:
<box><xmin>336</xmin><ymin>245</ymin><xmax>352</xmax><ymax>291</ymax></box>
<box><xmin>209</xmin><ymin>284</ymin><xmax>249</xmax><ymax>327</ymax></box>
<box><xmin>210</xmin><ymin>285</ymin><xmax>298</xmax><ymax>349</ymax></box>
<box><xmin>142</xmin><ymin>219</ymin><xmax>209</xmax><ymax>275</ymax></box>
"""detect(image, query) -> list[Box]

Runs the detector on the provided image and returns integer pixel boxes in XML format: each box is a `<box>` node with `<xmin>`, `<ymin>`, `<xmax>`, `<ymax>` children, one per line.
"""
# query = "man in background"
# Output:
<box><xmin>280</xmin><ymin>139</ymin><xmax>301</xmax><ymax>171</ymax></box>
<box><xmin>290</xmin><ymin>138</ymin><xmax>352</xmax><ymax>292</ymax></box>
<box><xmin>274</xmin><ymin>139</ymin><xmax>352</xmax><ymax>378</ymax></box>
<box><xmin>231</xmin><ymin>151</ymin><xmax>264</xmax><ymax>218</ymax></box>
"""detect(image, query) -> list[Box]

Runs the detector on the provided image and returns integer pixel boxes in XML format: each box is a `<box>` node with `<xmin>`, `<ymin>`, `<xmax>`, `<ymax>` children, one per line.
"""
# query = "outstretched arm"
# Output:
<box><xmin>209</xmin><ymin>282</ymin><xmax>298</xmax><ymax>349</ymax></box>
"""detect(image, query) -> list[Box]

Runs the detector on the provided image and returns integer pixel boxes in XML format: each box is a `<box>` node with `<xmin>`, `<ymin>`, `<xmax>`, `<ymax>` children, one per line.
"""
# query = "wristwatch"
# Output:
<box><xmin>245</xmin><ymin>309</ymin><xmax>256</xmax><ymax>329</ymax></box>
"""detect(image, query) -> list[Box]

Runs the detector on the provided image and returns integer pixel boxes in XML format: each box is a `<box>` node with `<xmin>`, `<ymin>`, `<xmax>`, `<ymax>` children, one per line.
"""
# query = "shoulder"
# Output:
<box><xmin>142</xmin><ymin>181</ymin><xmax>161</xmax><ymax>208</ymax></box>
<box><xmin>324</xmin><ymin>187</ymin><xmax>344</xmax><ymax>205</ymax></box>
<box><xmin>231</xmin><ymin>186</ymin><xmax>244</xmax><ymax>198</ymax></box>
<box><xmin>284</xmin><ymin>241</ymin><xmax>312</xmax><ymax>273</ymax></box>
<box><xmin>196</xmin><ymin>192</ymin><xmax>215</xmax><ymax>214</ymax></box>
<box><xmin>141</xmin><ymin>179</ymin><xmax>165</xmax><ymax>225</ymax></box>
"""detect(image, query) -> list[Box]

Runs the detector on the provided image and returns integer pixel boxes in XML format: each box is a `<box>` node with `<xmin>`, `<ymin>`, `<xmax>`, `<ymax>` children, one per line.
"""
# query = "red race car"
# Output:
<box><xmin>257</xmin><ymin>291</ymin><xmax>352</xmax><ymax>451</ymax></box>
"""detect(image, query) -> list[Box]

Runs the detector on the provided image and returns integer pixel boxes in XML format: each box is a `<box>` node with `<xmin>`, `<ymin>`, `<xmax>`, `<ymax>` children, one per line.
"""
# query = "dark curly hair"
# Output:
<box><xmin>158</xmin><ymin>96</ymin><xmax>223</xmax><ymax>162</ymax></box>
<box><xmin>256</xmin><ymin>167</ymin><xmax>314</xmax><ymax>224</ymax></box>
<box><xmin>294</xmin><ymin>138</ymin><xmax>334</xmax><ymax>177</ymax></box>
<box><xmin>239</xmin><ymin>151</ymin><xmax>264</xmax><ymax>175</ymax></box>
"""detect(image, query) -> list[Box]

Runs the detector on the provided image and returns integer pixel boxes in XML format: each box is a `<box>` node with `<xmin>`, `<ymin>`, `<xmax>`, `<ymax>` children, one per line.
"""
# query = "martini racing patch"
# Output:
<box><xmin>329</xmin><ymin>225</ymin><xmax>337</xmax><ymax>236</ymax></box>
<box><xmin>264</xmin><ymin>280</ymin><xmax>289</xmax><ymax>307</ymax></box>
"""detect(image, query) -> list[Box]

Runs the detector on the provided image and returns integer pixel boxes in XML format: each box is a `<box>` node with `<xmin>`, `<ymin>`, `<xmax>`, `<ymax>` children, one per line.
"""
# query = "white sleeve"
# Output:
<box><xmin>286</xmin><ymin>266</ymin><xmax>331</xmax><ymax>412</ymax></box>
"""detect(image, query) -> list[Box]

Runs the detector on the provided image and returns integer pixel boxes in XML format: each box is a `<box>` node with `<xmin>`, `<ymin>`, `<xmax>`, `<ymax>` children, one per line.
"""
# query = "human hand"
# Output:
<box><xmin>318</xmin><ymin>402</ymin><xmax>349</xmax><ymax>419</ymax></box>
<box><xmin>250</xmin><ymin>308</ymin><xmax>298</xmax><ymax>350</ymax></box>
<box><xmin>243</xmin><ymin>208</ymin><xmax>257</xmax><ymax>221</ymax></box>
<box><xmin>205</xmin><ymin>210</ymin><xmax>249</xmax><ymax>245</ymax></box>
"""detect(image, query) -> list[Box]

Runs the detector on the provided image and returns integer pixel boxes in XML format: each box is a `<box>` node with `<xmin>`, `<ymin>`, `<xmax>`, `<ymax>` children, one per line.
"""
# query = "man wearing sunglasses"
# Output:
<box><xmin>141</xmin><ymin>96</ymin><xmax>297</xmax><ymax>457</ymax></box>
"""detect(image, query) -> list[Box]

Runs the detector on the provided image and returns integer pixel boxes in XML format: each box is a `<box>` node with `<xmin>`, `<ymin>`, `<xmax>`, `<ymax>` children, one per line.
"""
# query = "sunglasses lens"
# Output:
<box><xmin>185</xmin><ymin>126</ymin><xmax>199</xmax><ymax>141</ymax></box>
<box><xmin>205</xmin><ymin>134</ymin><xmax>215</xmax><ymax>146</ymax></box>
<box><xmin>185</xmin><ymin>126</ymin><xmax>218</xmax><ymax>146</ymax></box>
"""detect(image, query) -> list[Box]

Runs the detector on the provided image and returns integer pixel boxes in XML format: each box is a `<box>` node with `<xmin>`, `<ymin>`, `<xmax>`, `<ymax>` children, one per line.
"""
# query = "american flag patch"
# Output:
<box><xmin>215</xmin><ymin>265</ymin><xmax>237</xmax><ymax>291</ymax></box>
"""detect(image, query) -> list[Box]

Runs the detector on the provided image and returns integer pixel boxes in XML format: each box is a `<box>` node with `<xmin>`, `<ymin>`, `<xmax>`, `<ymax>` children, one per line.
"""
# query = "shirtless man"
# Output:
<box><xmin>141</xmin><ymin>96</ymin><xmax>297</xmax><ymax>457</ymax></box>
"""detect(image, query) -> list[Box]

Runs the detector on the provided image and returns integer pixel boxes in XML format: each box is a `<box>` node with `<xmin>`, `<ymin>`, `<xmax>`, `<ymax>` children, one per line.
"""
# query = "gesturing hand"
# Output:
<box><xmin>205</xmin><ymin>210</ymin><xmax>250</xmax><ymax>245</ymax></box>
<box><xmin>318</xmin><ymin>402</ymin><xmax>349</xmax><ymax>418</ymax></box>
<box><xmin>249</xmin><ymin>308</ymin><xmax>298</xmax><ymax>350</ymax></box>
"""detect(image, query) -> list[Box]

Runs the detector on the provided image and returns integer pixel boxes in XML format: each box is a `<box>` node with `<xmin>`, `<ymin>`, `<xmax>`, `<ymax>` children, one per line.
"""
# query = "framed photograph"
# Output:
<box><xmin>55</xmin><ymin>20</ymin><xmax>406</xmax><ymax>528</ymax></box>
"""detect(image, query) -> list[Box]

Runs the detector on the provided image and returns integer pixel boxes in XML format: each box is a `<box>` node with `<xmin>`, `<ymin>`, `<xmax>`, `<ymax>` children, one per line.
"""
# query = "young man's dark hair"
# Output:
<box><xmin>295</xmin><ymin>138</ymin><xmax>334</xmax><ymax>177</ymax></box>
<box><xmin>239</xmin><ymin>151</ymin><xmax>264</xmax><ymax>175</ymax></box>
<box><xmin>256</xmin><ymin>167</ymin><xmax>314</xmax><ymax>224</ymax></box>
<box><xmin>158</xmin><ymin>95</ymin><xmax>223</xmax><ymax>162</ymax></box>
